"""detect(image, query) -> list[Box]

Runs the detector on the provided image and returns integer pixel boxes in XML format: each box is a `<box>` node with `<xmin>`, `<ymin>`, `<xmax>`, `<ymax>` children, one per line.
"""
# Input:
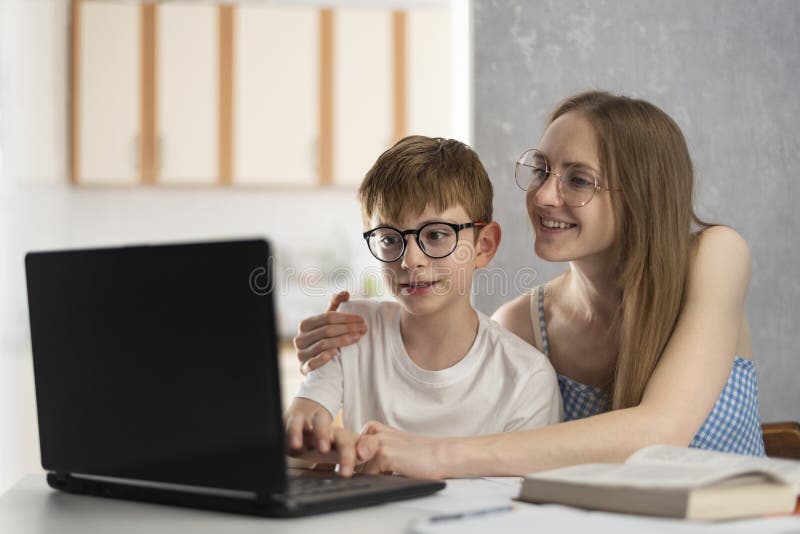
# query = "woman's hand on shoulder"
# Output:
<box><xmin>293</xmin><ymin>291</ymin><xmax>367</xmax><ymax>375</ymax></box>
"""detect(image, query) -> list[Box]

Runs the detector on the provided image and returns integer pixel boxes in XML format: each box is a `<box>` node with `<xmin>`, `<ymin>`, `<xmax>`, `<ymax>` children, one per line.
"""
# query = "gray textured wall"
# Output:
<box><xmin>472</xmin><ymin>0</ymin><xmax>800</xmax><ymax>422</ymax></box>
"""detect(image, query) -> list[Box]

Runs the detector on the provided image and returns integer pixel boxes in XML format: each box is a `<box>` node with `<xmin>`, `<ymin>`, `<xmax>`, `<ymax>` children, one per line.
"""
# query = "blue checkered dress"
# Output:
<box><xmin>534</xmin><ymin>287</ymin><xmax>765</xmax><ymax>456</ymax></box>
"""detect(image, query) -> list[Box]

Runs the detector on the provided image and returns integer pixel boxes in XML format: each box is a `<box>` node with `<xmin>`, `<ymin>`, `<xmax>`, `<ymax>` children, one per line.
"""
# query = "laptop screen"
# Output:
<box><xmin>25</xmin><ymin>239</ymin><xmax>287</xmax><ymax>494</ymax></box>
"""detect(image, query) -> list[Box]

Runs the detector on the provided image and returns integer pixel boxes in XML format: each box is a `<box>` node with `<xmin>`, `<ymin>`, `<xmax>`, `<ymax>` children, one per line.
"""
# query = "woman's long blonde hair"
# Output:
<box><xmin>549</xmin><ymin>91</ymin><xmax>710</xmax><ymax>410</ymax></box>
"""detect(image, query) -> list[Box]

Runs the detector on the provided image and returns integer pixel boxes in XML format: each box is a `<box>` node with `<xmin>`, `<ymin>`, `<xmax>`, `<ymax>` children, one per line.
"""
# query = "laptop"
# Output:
<box><xmin>25</xmin><ymin>239</ymin><xmax>445</xmax><ymax>517</ymax></box>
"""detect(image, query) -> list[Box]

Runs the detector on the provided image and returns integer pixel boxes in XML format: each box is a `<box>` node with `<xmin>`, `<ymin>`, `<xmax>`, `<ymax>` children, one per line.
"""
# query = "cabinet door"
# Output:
<box><xmin>408</xmin><ymin>8</ymin><xmax>451</xmax><ymax>139</ymax></box>
<box><xmin>157</xmin><ymin>3</ymin><xmax>218</xmax><ymax>185</ymax></box>
<box><xmin>333</xmin><ymin>8</ymin><xmax>393</xmax><ymax>187</ymax></box>
<box><xmin>234</xmin><ymin>5</ymin><xmax>318</xmax><ymax>186</ymax></box>
<box><xmin>77</xmin><ymin>1</ymin><xmax>140</xmax><ymax>185</ymax></box>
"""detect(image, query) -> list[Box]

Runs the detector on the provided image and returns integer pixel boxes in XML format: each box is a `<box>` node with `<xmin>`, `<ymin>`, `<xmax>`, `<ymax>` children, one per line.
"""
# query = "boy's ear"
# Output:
<box><xmin>475</xmin><ymin>222</ymin><xmax>501</xmax><ymax>269</ymax></box>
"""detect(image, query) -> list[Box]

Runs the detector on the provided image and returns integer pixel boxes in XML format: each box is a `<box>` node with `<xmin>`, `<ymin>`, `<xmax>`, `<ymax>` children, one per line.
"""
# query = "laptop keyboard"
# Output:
<box><xmin>287</xmin><ymin>476</ymin><xmax>372</xmax><ymax>497</ymax></box>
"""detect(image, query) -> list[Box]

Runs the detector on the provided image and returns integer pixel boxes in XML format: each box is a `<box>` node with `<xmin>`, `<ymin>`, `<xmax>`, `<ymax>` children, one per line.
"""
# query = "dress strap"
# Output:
<box><xmin>539</xmin><ymin>286</ymin><xmax>550</xmax><ymax>357</ymax></box>
<box><xmin>529</xmin><ymin>285</ymin><xmax>550</xmax><ymax>357</ymax></box>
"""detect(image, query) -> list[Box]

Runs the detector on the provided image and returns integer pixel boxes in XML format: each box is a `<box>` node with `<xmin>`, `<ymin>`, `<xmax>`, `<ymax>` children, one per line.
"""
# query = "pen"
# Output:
<box><xmin>429</xmin><ymin>505</ymin><xmax>514</xmax><ymax>522</ymax></box>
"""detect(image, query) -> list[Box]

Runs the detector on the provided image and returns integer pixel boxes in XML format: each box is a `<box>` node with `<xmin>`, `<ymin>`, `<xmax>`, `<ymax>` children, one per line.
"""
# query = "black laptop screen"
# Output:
<box><xmin>25</xmin><ymin>239</ymin><xmax>287</xmax><ymax>494</ymax></box>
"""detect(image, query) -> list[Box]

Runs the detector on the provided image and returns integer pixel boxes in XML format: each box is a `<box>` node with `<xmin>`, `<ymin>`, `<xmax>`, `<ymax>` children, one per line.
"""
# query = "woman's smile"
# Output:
<box><xmin>539</xmin><ymin>216</ymin><xmax>578</xmax><ymax>232</ymax></box>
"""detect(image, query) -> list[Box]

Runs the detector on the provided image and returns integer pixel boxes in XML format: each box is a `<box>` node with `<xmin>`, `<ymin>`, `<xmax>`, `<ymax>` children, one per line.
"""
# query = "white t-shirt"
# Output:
<box><xmin>296</xmin><ymin>299</ymin><xmax>563</xmax><ymax>437</ymax></box>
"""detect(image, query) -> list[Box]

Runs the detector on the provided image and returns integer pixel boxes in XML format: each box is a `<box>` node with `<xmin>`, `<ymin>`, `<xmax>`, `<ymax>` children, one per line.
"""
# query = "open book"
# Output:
<box><xmin>518</xmin><ymin>445</ymin><xmax>800</xmax><ymax>521</ymax></box>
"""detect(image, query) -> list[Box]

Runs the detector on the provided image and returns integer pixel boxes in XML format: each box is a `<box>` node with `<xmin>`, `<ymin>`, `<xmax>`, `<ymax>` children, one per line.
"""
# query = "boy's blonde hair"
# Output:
<box><xmin>358</xmin><ymin>136</ymin><xmax>493</xmax><ymax>225</ymax></box>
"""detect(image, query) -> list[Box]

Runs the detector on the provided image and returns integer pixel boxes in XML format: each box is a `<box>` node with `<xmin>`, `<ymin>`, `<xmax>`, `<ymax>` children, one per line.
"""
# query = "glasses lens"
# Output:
<box><xmin>560</xmin><ymin>167</ymin><xmax>598</xmax><ymax>207</ymax></box>
<box><xmin>368</xmin><ymin>228</ymin><xmax>404</xmax><ymax>261</ymax></box>
<box><xmin>418</xmin><ymin>223</ymin><xmax>458</xmax><ymax>258</ymax></box>
<box><xmin>515</xmin><ymin>150</ymin><xmax>548</xmax><ymax>191</ymax></box>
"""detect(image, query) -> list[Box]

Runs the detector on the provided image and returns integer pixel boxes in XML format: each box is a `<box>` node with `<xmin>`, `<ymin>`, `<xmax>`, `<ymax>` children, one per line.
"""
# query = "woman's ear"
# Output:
<box><xmin>475</xmin><ymin>222</ymin><xmax>501</xmax><ymax>269</ymax></box>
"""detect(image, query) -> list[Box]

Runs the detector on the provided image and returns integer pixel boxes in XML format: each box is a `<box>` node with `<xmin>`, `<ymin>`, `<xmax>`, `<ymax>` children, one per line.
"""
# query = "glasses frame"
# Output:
<box><xmin>514</xmin><ymin>148</ymin><xmax>621</xmax><ymax>207</ymax></box>
<box><xmin>363</xmin><ymin>221</ymin><xmax>488</xmax><ymax>263</ymax></box>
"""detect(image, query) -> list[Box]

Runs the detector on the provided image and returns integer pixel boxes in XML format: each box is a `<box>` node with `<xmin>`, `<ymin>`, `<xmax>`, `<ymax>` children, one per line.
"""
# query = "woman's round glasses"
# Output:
<box><xmin>363</xmin><ymin>221</ymin><xmax>487</xmax><ymax>263</ymax></box>
<box><xmin>514</xmin><ymin>149</ymin><xmax>618</xmax><ymax>207</ymax></box>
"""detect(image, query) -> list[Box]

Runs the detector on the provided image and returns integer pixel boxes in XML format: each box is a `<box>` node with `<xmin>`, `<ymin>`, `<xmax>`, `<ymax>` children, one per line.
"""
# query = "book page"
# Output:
<box><xmin>627</xmin><ymin>445</ymin><xmax>800</xmax><ymax>490</ymax></box>
<box><xmin>528</xmin><ymin>462</ymin><xmax>776</xmax><ymax>489</ymax></box>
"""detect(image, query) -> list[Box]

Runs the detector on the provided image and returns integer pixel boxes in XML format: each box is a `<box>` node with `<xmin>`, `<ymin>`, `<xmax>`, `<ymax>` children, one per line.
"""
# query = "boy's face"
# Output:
<box><xmin>368</xmin><ymin>204</ymin><xmax>482</xmax><ymax>317</ymax></box>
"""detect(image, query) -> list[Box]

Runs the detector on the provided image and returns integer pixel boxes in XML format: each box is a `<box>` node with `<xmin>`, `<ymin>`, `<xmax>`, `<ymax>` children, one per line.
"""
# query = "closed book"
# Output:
<box><xmin>518</xmin><ymin>445</ymin><xmax>800</xmax><ymax>521</ymax></box>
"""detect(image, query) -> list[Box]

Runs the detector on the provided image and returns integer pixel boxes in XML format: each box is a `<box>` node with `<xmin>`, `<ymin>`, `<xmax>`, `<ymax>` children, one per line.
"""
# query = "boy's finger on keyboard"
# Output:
<box><xmin>312</xmin><ymin>411</ymin><xmax>332</xmax><ymax>453</ymax></box>
<box><xmin>333</xmin><ymin>429</ymin><xmax>357</xmax><ymax>477</ymax></box>
<box><xmin>285</xmin><ymin>415</ymin><xmax>306</xmax><ymax>451</ymax></box>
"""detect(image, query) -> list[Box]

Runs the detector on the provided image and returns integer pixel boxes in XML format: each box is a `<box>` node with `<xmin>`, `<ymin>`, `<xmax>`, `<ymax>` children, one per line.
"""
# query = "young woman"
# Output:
<box><xmin>293</xmin><ymin>91</ymin><xmax>763</xmax><ymax>478</ymax></box>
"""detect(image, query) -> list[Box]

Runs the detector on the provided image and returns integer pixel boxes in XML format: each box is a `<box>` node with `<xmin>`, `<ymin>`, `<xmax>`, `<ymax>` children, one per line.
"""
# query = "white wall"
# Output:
<box><xmin>473</xmin><ymin>0</ymin><xmax>800</xmax><ymax>423</ymax></box>
<box><xmin>0</xmin><ymin>0</ymin><xmax>367</xmax><ymax>495</ymax></box>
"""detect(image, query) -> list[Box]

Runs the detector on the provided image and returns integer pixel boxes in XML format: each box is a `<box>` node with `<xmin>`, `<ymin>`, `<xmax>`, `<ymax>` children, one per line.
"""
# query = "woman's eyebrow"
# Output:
<box><xmin>538</xmin><ymin>150</ymin><xmax>599</xmax><ymax>173</ymax></box>
<box><xmin>561</xmin><ymin>160</ymin><xmax>600</xmax><ymax>173</ymax></box>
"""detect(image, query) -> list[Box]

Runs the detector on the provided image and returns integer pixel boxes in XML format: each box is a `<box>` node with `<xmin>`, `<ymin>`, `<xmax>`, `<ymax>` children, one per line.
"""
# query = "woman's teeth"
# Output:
<box><xmin>541</xmin><ymin>217</ymin><xmax>576</xmax><ymax>230</ymax></box>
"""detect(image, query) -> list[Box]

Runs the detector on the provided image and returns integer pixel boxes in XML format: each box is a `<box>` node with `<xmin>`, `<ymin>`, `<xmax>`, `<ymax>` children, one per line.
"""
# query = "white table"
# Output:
<box><xmin>0</xmin><ymin>475</ymin><xmax>517</xmax><ymax>534</ymax></box>
<box><xmin>2</xmin><ymin>475</ymin><xmax>799</xmax><ymax>534</ymax></box>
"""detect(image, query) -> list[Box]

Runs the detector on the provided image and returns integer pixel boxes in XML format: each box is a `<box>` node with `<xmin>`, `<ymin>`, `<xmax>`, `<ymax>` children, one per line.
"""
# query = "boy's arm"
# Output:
<box><xmin>286</xmin><ymin>341</ymin><xmax>344</xmax><ymax>455</ymax></box>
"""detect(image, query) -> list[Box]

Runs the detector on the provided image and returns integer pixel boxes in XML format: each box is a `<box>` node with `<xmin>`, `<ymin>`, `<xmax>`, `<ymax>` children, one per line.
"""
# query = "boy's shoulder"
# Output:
<box><xmin>480</xmin><ymin>310</ymin><xmax>551</xmax><ymax>369</ymax></box>
<box><xmin>338</xmin><ymin>298</ymin><xmax>400</xmax><ymax>324</ymax></box>
<box><xmin>336</xmin><ymin>299</ymin><xmax>400</xmax><ymax>366</ymax></box>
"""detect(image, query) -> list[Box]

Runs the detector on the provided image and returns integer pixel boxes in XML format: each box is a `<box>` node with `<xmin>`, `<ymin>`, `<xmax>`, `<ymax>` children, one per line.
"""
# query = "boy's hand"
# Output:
<box><xmin>288</xmin><ymin>426</ymin><xmax>363</xmax><ymax>477</ymax></box>
<box><xmin>294</xmin><ymin>291</ymin><xmax>367</xmax><ymax>375</ymax></box>
<box><xmin>285</xmin><ymin>399</ymin><xmax>335</xmax><ymax>456</ymax></box>
<box><xmin>285</xmin><ymin>399</ymin><xmax>364</xmax><ymax>478</ymax></box>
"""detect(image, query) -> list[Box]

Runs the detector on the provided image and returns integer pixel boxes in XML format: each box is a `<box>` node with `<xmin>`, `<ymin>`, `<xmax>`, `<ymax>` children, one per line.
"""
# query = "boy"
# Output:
<box><xmin>286</xmin><ymin>136</ymin><xmax>562</xmax><ymax>469</ymax></box>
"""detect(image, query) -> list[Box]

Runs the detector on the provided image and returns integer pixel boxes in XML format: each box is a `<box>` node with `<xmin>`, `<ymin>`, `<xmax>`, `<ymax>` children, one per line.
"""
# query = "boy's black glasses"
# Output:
<box><xmin>363</xmin><ymin>221</ymin><xmax>488</xmax><ymax>263</ymax></box>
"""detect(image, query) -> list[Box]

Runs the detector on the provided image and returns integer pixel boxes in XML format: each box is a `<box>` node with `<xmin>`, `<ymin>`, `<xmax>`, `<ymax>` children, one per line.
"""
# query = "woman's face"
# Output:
<box><xmin>527</xmin><ymin>111</ymin><xmax>618</xmax><ymax>267</ymax></box>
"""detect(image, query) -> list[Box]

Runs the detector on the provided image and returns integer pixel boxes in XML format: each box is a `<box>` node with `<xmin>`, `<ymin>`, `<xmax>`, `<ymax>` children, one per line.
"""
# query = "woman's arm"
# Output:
<box><xmin>357</xmin><ymin>407</ymin><xmax>658</xmax><ymax>477</ymax></box>
<box><xmin>635</xmin><ymin>226</ymin><xmax>751</xmax><ymax>445</ymax></box>
<box><xmin>357</xmin><ymin>226</ymin><xmax>752</xmax><ymax>477</ymax></box>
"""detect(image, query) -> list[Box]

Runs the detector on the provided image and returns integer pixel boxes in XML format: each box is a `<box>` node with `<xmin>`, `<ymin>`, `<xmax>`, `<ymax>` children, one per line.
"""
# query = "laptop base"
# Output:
<box><xmin>48</xmin><ymin>471</ymin><xmax>445</xmax><ymax>518</ymax></box>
